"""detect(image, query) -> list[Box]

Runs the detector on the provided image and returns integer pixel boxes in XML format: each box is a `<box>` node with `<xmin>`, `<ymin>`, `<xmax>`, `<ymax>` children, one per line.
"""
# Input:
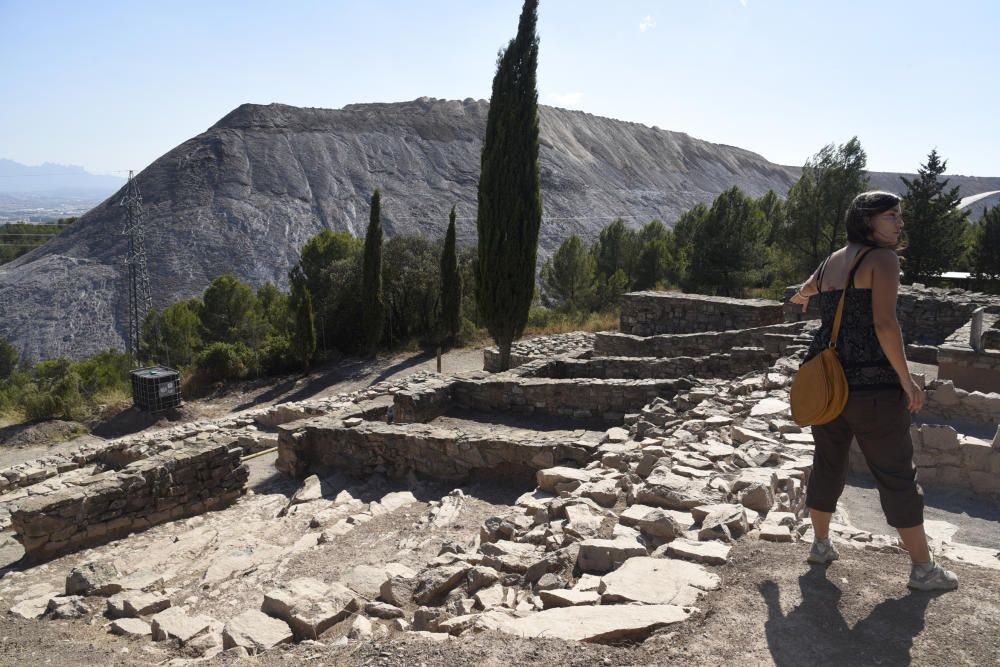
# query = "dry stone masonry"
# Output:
<box><xmin>10</xmin><ymin>442</ymin><xmax>247</xmax><ymax>562</ymax></box>
<box><xmin>620</xmin><ymin>291</ymin><xmax>784</xmax><ymax>336</ymax></box>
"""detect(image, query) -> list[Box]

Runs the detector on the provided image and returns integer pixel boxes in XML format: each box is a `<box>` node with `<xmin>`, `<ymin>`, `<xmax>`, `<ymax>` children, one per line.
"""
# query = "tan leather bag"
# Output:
<box><xmin>790</xmin><ymin>248</ymin><xmax>873</xmax><ymax>426</ymax></box>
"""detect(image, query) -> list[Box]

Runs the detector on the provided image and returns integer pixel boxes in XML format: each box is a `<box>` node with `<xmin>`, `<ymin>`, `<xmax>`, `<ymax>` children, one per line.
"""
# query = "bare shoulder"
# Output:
<box><xmin>868</xmin><ymin>247</ymin><xmax>900</xmax><ymax>271</ymax></box>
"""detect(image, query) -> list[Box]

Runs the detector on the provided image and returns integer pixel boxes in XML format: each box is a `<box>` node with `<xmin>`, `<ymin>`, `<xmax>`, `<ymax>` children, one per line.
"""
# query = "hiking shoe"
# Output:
<box><xmin>907</xmin><ymin>559</ymin><xmax>959</xmax><ymax>591</ymax></box>
<box><xmin>807</xmin><ymin>538</ymin><xmax>840</xmax><ymax>565</ymax></box>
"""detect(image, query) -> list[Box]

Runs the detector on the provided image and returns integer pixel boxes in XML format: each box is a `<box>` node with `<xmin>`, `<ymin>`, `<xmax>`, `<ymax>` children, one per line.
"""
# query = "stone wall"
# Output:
<box><xmin>533</xmin><ymin>348</ymin><xmax>776</xmax><ymax>381</ymax></box>
<box><xmin>593</xmin><ymin>322</ymin><xmax>809</xmax><ymax>359</ymax></box>
<box><xmin>850</xmin><ymin>423</ymin><xmax>1000</xmax><ymax>496</ymax></box>
<box><xmin>783</xmin><ymin>284</ymin><xmax>1000</xmax><ymax>346</ymax></box>
<box><xmin>937</xmin><ymin>312</ymin><xmax>1000</xmax><ymax>394</ymax></box>
<box><xmin>921</xmin><ymin>379</ymin><xmax>1000</xmax><ymax>428</ymax></box>
<box><xmin>276</xmin><ymin>416</ymin><xmax>595</xmax><ymax>482</ymax></box>
<box><xmin>10</xmin><ymin>442</ymin><xmax>248</xmax><ymax>562</ymax></box>
<box><xmin>620</xmin><ymin>291</ymin><xmax>784</xmax><ymax>336</ymax></box>
<box><xmin>450</xmin><ymin>376</ymin><xmax>689</xmax><ymax>424</ymax></box>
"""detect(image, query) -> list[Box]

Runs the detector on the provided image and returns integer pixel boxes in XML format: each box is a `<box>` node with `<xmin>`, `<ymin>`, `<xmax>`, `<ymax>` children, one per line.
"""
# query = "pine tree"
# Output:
<box><xmin>901</xmin><ymin>149</ymin><xmax>969</xmax><ymax>283</ymax></box>
<box><xmin>785</xmin><ymin>138</ymin><xmax>869</xmax><ymax>273</ymax></box>
<box><xmin>686</xmin><ymin>187</ymin><xmax>767</xmax><ymax>296</ymax></box>
<box><xmin>361</xmin><ymin>190</ymin><xmax>385</xmax><ymax>354</ymax></box>
<box><xmin>440</xmin><ymin>206</ymin><xmax>462</xmax><ymax>343</ymax></box>
<box><xmin>475</xmin><ymin>0</ymin><xmax>542</xmax><ymax>371</ymax></box>
<box><xmin>540</xmin><ymin>235</ymin><xmax>596</xmax><ymax>312</ymax></box>
<box><xmin>289</xmin><ymin>278</ymin><xmax>316</xmax><ymax>372</ymax></box>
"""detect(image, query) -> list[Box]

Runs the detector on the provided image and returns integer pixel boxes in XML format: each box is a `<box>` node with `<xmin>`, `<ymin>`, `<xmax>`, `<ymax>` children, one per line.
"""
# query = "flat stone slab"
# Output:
<box><xmin>538</xmin><ymin>589</ymin><xmax>601</xmax><ymax>608</ymax></box>
<box><xmin>150</xmin><ymin>607</ymin><xmax>215</xmax><ymax>643</ymax></box>
<box><xmin>750</xmin><ymin>398</ymin><xmax>790</xmax><ymax>417</ymax></box>
<box><xmin>636</xmin><ymin>468</ymin><xmax>717</xmax><ymax>510</ymax></box>
<box><xmin>122</xmin><ymin>591</ymin><xmax>171</xmax><ymax>617</ymax></box>
<box><xmin>222</xmin><ymin>609</ymin><xmax>294</xmax><ymax>654</ymax></box>
<box><xmin>537</xmin><ymin>467</ymin><xmax>597</xmax><ymax>492</ymax></box>
<box><xmin>9</xmin><ymin>592</ymin><xmax>58</xmax><ymax>620</ymax></box>
<box><xmin>577</xmin><ymin>536</ymin><xmax>647</xmax><ymax>573</ymax></box>
<box><xmin>662</xmin><ymin>538</ymin><xmax>731</xmax><ymax>565</ymax></box>
<box><xmin>598</xmin><ymin>557</ymin><xmax>720</xmax><ymax>606</ymax></box>
<box><xmin>497</xmin><ymin>604</ymin><xmax>694</xmax><ymax>643</ymax></box>
<box><xmin>110</xmin><ymin>618</ymin><xmax>152</xmax><ymax>637</ymax></box>
<box><xmin>261</xmin><ymin>577</ymin><xmax>358</xmax><ymax>640</ymax></box>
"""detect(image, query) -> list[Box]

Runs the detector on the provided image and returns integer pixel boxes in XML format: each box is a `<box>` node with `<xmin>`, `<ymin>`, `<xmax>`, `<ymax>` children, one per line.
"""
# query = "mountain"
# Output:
<box><xmin>2</xmin><ymin>98</ymin><xmax>999</xmax><ymax>362</ymax></box>
<box><xmin>0</xmin><ymin>159</ymin><xmax>124</xmax><ymax>195</ymax></box>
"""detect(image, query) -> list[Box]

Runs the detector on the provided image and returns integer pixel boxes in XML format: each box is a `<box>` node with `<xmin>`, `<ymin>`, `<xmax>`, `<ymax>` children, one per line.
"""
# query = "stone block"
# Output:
<box><xmin>261</xmin><ymin>577</ymin><xmax>359</xmax><ymax>640</ymax></box>
<box><xmin>222</xmin><ymin>609</ymin><xmax>294</xmax><ymax>654</ymax></box>
<box><xmin>150</xmin><ymin>607</ymin><xmax>216</xmax><ymax>644</ymax></box>
<box><xmin>576</xmin><ymin>536</ymin><xmax>647</xmax><ymax>574</ymax></box>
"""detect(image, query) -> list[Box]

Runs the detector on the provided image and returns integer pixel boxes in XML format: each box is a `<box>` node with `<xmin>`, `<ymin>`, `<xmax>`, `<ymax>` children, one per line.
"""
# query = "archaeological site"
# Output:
<box><xmin>1</xmin><ymin>285</ymin><xmax>999</xmax><ymax>665</ymax></box>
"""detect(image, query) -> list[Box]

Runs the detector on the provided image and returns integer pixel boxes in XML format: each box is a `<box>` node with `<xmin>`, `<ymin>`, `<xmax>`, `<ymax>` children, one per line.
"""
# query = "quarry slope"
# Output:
<box><xmin>2</xmin><ymin>97</ymin><xmax>999</xmax><ymax>361</ymax></box>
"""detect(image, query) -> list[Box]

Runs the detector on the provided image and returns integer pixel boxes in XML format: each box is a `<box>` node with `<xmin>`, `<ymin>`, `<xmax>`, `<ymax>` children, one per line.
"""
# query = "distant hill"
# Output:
<box><xmin>0</xmin><ymin>159</ymin><xmax>124</xmax><ymax>195</ymax></box>
<box><xmin>2</xmin><ymin>98</ymin><xmax>999</xmax><ymax>361</ymax></box>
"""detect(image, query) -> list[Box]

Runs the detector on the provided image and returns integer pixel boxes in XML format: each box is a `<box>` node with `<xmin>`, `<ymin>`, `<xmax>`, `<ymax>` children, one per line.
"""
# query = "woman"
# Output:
<box><xmin>789</xmin><ymin>190</ymin><xmax>958</xmax><ymax>591</ymax></box>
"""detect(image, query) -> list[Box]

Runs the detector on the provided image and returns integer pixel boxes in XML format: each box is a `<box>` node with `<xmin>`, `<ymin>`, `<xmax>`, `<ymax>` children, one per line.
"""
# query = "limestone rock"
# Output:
<box><xmin>221</xmin><ymin>609</ymin><xmax>294</xmax><ymax>654</ymax></box>
<box><xmin>379</xmin><ymin>575</ymin><xmax>418</xmax><ymax>607</ymax></box>
<box><xmin>261</xmin><ymin>577</ymin><xmax>359</xmax><ymax>640</ymax></box>
<box><xmin>46</xmin><ymin>595</ymin><xmax>91</xmax><ymax>619</ymax></box>
<box><xmin>738</xmin><ymin>482</ymin><xmax>775</xmax><ymax>513</ymax></box>
<box><xmin>365</xmin><ymin>602</ymin><xmax>405</xmax><ymax>619</ymax></box>
<box><xmin>479</xmin><ymin>541</ymin><xmax>545</xmax><ymax>575</ymax></box>
<box><xmin>466</xmin><ymin>565</ymin><xmax>500</xmax><ymax>594</ymax></box>
<box><xmin>496</xmin><ymin>604</ymin><xmax>694</xmax><ymax>643</ymax></box>
<box><xmin>9</xmin><ymin>592</ymin><xmax>58</xmax><ymax>620</ymax></box>
<box><xmin>65</xmin><ymin>561</ymin><xmax>121</xmax><ymax>596</ymax></box>
<box><xmin>577</xmin><ymin>536</ymin><xmax>647</xmax><ymax>574</ymax></box>
<box><xmin>122</xmin><ymin>591</ymin><xmax>171</xmax><ymax>617</ymax></box>
<box><xmin>110</xmin><ymin>618</ymin><xmax>152</xmax><ymax>637</ymax></box>
<box><xmin>661</xmin><ymin>538</ymin><xmax>731</xmax><ymax>565</ymax></box>
<box><xmin>759</xmin><ymin>523</ymin><xmax>792</xmax><ymax>542</ymax></box>
<box><xmin>538</xmin><ymin>589</ymin><xmax>601</xmax><ymax>608</ymax></box>
<box><xmin>618</xmin><ymin>504</ymin><xmax>682</xmax><ymax>540</ymax></box>
<box><xmin>413</xmin><ymin>564</ymin><xmax>470</xmax><ymax>605</ymax></box>
<box><xmin>598</xmin><ymin>557</ymin><xmax>720</xmax><ymax>606</ymax></box>
<box><xmin>537</xmin><ymin>467</ymin><xmax>595</xmax><ymax>493</ymax></box>
<box><xmin>150</xmin><ymin>607</ymin><xmax>216</xmax><ymax>643</ymax></box>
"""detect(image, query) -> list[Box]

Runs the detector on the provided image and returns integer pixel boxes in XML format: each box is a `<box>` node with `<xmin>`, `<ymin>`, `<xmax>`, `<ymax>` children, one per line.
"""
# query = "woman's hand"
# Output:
<box><xmin>902</xmin><ymin>378</ymin><xmax>925</xmax><ymax>414</ymax></box>
<box><xmin>789</xmin><ymin>291</ymin><xmax>810</xmax><ymax>312</ymax></box>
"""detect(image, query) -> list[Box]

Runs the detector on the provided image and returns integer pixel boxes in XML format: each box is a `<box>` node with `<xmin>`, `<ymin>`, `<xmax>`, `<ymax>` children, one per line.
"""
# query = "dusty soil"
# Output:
<box><xmin>1</xmin><ymin>537</ymin><xmax>996</xmax><ymax>667</ymax></box>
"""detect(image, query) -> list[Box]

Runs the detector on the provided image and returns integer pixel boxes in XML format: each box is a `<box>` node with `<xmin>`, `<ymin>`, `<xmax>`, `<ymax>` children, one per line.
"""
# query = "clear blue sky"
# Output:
<box><xmin>1</xmin><ymin>0</ymin><xmax>997</xmax><ymax>177</ymax></box>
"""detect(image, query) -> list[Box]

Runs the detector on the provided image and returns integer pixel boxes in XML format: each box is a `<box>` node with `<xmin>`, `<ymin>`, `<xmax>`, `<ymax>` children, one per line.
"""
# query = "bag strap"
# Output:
<box><xmin>816</xmin><ymin>256</ymin><xmax>831</xmax><ymax>292</ymax></box>
<box><xmin>828</xmin><ymin>247</ymin><xmax>874</xmax><ymax>348</ymax></box>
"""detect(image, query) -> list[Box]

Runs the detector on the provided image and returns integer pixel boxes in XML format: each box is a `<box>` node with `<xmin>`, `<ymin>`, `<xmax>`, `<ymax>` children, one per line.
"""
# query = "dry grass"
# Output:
<box><xmin>523</xmin><ymin>309</ymin><xmax>619</xmax><ymax>336</ymax></box>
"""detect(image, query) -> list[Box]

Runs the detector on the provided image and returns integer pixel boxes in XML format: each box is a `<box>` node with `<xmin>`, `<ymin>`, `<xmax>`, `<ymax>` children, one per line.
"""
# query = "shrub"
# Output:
<box><xmin>195</xmin><ymin>342</ymin><xmax>256</xmax><ymax>383</ymax></box>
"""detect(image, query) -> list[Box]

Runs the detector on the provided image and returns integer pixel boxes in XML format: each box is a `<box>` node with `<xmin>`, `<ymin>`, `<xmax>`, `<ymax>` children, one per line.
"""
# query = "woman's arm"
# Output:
<box><xmin>870</xmin><ymin>250</ymin><xmax>924</xmax><ymax>412</ymax></box>
<box><xmin>789</xmin><ymin>263</ymin><xmax>823</xmax><ymax>311</ymax></box>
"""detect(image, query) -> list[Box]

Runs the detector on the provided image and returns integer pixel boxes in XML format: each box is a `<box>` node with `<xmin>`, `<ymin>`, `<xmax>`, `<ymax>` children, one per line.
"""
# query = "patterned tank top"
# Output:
<box><xmin>802</xmin><ymin>250</ymin><xmax>901</xmax><ymax>391</ymax></box>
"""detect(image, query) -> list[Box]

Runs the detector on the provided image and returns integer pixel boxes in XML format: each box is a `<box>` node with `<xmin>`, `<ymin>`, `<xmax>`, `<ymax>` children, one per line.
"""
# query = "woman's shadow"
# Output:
<box><xmin>759</xmin><ymin>566</ymin><xmax>939</xmax><ymax>666</ymax></box>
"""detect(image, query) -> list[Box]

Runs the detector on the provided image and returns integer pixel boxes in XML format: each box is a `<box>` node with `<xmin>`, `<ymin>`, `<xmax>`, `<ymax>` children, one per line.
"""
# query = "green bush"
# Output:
<box><xmin>259</xmin><ymin>334</ymin><xmax>297</xmax><ymax>375</ymax></box>
<box><xmin>195</xmin><ymin>342</ymin><xmax>256</xmax><ymax>383</ymax></box>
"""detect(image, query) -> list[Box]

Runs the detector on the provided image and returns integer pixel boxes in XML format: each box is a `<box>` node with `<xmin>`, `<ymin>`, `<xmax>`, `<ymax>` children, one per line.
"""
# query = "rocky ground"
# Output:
<box><xmin>0</xmin><ymin>339</ymin><xmax>998</xmax><ymax>666</ymax></box>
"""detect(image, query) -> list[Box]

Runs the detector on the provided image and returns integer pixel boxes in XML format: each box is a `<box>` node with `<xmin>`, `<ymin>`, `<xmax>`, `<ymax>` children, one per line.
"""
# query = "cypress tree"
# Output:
<box><xmin>361</xmin><ymin>189</ymin><xmax>385</xmax><ymax>354</ymax></box>
<box><xmin>440</xmin><ymin>205</ymin><xmax>462</xmax><ymax>342</ymax></box>
<box><xmin>289</xmin><ymin>277</ymin><xmax>316</xmax><ymax>372</ymax></box>
<box><xmin>900</xmin><ymin>149</ymin><xmax>969</xmax><ymax>283</ymax></box>
<box><xmin>475</xmin><ymin>0</ymin><xmax>542</xmax><ymax>371</ymax></box>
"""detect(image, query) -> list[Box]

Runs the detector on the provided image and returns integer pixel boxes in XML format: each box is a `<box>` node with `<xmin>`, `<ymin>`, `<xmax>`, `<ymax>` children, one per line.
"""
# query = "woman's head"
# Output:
<box><xmin>845</xmin><ymin>190</ymin><xmax>905</xmax><ymax>249</ymax></box>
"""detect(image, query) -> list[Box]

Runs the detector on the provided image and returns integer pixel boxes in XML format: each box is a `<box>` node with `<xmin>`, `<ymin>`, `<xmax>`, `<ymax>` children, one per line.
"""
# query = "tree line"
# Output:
<box><xmin>539</xmin><ymin>140</ymin><xmax>1000</xmax><ymax>312</ymax></box>
<box><xmin>0</xmin><ymin>217</ymin><xmax>77</xmax><ymax>265</ymax></box>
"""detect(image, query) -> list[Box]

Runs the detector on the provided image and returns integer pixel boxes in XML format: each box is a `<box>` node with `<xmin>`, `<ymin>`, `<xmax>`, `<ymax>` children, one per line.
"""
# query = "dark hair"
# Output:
<box><xmin>845</xmin><ymin>190</ymin><xmax>905</xmax><ymax>250</ymax></box>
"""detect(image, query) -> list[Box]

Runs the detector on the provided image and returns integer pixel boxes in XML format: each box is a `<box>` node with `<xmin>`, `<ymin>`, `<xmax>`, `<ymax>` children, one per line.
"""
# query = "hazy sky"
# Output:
<box><xmin>2</xmin><ymin>0</ymin><xmax>997</xmax><ymax>178</ymax></box>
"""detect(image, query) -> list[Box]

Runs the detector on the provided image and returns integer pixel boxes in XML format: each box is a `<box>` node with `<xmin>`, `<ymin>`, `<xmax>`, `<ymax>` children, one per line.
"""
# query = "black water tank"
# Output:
<box><xmin>130</xmin><ymin>366</ymin><xmax>182</xmax><ymax>412</ymax></box>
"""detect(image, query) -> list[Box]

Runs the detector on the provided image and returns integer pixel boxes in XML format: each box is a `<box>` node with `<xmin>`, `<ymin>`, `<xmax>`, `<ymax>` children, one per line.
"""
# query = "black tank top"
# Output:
<box><xmin>802</xmin><ymin>250</ymin><xmax>901</xmax><ymax>391</ymax></box>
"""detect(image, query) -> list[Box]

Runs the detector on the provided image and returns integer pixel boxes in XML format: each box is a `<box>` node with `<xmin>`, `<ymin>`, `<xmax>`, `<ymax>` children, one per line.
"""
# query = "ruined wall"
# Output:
<box><xmin>593</xmin><ymin>322</ymin><xmax>809</xmax><ymax>359</ymax></box>
<box><xmin>450</xmin><ymin>376</ymin><xmax>688</xmax><ymax>424</ymax></box>
<box><xmin>535</xmin><ymin>348</ymin><xmax>776</xmax><ymax>381</ymax></box>
<box><xmin>10</xmin><ymin>442</ymin><xmax>247</xmax><ymax>562</ymax></box>
<box><xmin>276</xmin><ymin>416</ymin><xmax>593</xmax><ymax>482</ymax></box>
<box><xmin>937</xmin><ymin>312</ymin><xmax>1000</xmax><ymax>394</ymax></box>
<box><xmin>620</xmin><ymin>291</ymin><xmax>784</xmax><ymax>336</ymax></box>
<box><xmin>921</xmin><ymin>379</ymin><xmax>1000</xmax><ymax>427</ymax></box>
<box><xmin>783</xmin><ymin>284</ymin><xmax>1000</xmax><ymax>345</ymax></box>
<box><xmin>850</xmin><ymin>423</ymin><xmax>1000</xmax><ymax>496</ymax></box>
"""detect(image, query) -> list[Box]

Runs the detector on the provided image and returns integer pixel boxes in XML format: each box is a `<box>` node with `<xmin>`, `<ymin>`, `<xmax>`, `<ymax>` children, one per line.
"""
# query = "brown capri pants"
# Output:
<box><xmin>806</xmin><ymin>387</ymin><xmax>924</xmax><ymax>529</ymax></box>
